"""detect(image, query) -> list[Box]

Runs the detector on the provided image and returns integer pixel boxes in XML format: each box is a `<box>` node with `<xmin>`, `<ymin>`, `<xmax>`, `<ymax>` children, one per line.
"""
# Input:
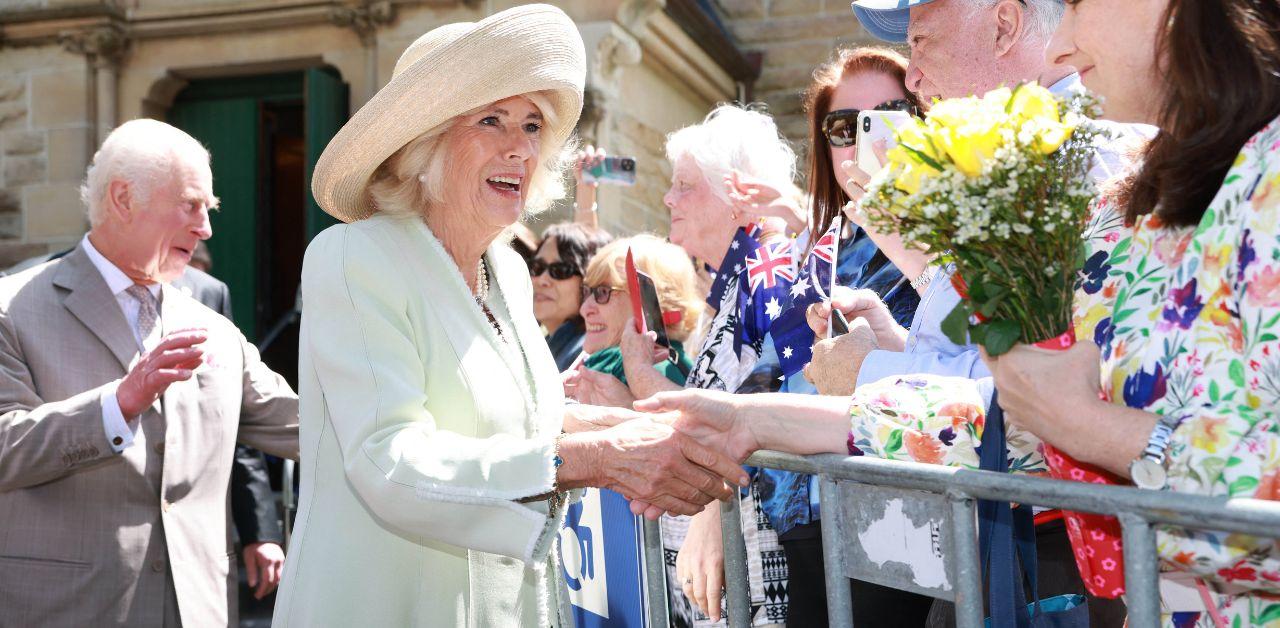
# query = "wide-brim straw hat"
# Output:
<box><xmin>311</xmin><ymin>4</ymin><xmax>586</xmax><ymax>223</ymax></box>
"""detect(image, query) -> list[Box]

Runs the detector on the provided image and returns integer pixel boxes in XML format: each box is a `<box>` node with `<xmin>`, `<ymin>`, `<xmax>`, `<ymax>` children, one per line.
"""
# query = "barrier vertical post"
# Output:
<box><xmin>949</xmin><ymin>494</ymin><xmax>984</xmax><ymax>628</ymax></box>
<box><xmin>1119</xmin><ymin>512</ymin><xmax>1160</xmax><ymax>627</ymax></box>
<box><xmin>721</xmin><ymin>495</ymin><xmax>752</xmax><ymax>628</ymax></box>
<box><xmin>819</xmin><ymin>476</ymin><xmax>855</xmax><ymax>628</ymax></box>
<box><xmin>642</xmin><ymin>518</ymin><xmax>671</xmax><ymax>628</ymax></box>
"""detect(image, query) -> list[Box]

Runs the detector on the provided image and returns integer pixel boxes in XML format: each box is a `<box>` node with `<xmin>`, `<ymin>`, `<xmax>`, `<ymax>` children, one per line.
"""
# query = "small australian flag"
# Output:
<box><xmin>771</xmin><ymin>218</ymin><xmax>842</xmax><ymax>378</ymax></box>
<box><xmin>733</xmin><ymin>236</ymin><xmax>797</xmax><ymax>355</ymax></box>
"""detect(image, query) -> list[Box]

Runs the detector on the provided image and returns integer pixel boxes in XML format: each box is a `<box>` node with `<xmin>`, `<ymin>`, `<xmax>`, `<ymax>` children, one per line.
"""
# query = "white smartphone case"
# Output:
<box><xmin>856</xmin><ymin>109</ymin><xmax>915</xmax><ymax>177</ymax></box>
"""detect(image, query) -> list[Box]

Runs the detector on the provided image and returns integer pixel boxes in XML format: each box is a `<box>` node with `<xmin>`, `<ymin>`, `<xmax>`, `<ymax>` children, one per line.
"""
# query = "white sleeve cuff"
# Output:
<box><xmin>100</xmin><ymin>382</ymin><xmax>137</xmax><ymax>453</ymax></box>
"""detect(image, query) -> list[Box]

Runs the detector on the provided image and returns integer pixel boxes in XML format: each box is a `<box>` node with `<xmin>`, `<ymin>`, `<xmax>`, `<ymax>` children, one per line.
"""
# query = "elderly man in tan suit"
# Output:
<box><xmin>0</xmin><ymin>118</ymin><xmax>299</xmax><ymax>627</ymax></box>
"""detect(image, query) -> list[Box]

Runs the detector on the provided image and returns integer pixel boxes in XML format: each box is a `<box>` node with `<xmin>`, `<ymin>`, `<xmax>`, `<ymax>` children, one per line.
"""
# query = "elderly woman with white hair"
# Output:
<box><xmin>271</xmin><ymin>6</ymin><xmax>747</xmax><ymax>627</ymax></box>
<box><xmin>611</xmin><ymin>104</ymin><xmax>803</xmax><ymax>626</ymax></box>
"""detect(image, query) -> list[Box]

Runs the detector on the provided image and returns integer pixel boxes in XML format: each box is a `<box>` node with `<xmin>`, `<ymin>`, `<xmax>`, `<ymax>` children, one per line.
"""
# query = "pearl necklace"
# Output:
<box><xmin>475</xmin><ymin>259</ymin><xmax>489</xmax><ymax>304</ymax></box>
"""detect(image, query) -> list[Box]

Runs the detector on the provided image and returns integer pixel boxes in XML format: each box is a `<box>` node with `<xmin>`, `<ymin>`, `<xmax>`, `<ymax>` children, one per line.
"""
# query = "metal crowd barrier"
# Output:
<box><xmin>641</xmin><ymin>451</ymin><xmax>1280</xmax><ymax>628</ymax></box>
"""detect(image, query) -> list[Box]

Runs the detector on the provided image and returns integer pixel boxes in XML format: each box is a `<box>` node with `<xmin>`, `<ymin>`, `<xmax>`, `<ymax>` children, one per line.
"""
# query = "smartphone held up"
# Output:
<box><xmin>582</xmin><ymin>156</ymin><xmax>637</xmax><ymax>187</ymax></box>
<box><xmin>855</xmin><ymin>110</ymin><xmax>913</xmax><ymax>178</ymax></box>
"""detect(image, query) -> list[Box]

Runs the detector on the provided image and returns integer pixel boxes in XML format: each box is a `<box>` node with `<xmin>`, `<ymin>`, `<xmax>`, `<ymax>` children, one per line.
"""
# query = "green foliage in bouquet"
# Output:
<box><xmin>861</xmin><ymin>84</ymin><xmax>1105</xmax><ymax>356</ymax></box>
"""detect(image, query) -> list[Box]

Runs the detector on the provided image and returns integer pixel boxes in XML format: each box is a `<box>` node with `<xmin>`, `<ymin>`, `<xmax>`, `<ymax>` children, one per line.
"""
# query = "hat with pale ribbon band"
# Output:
<box><xmin>311</xmin><ymin>3</ymin><xmax>586</xmax><ymax>223</ymax></box>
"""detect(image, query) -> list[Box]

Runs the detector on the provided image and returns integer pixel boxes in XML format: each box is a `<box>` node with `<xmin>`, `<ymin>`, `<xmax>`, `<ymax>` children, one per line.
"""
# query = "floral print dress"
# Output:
<box><xmin>1097</xmin><ymin>117</ymin><xmax>1280</xmax><ymax>626</ymax></box>
<box><xmin>841</xmin><ymin>118</ymin><xmax>1280</xmax><ymax>626</ymax></box>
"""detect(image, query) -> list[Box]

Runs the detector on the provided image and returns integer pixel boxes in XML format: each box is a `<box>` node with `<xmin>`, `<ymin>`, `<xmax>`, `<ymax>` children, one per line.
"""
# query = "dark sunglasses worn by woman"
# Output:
<box><xmin>821</xmin><ymin>98</ymin><xmax>919</xmax><ymax>148</ymax></box>
<box><xmin>529</xmin><ymin>258</ymin><xmax>581</xmax><ymax>281</ymax></box>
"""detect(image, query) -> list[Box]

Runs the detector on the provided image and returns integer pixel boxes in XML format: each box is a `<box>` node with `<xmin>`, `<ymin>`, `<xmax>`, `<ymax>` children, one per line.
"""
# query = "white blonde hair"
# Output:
<box><xmin>80</xmin><ymin>118</ymin><xmax>211</xmax><ymax>227</ymax></box>
<box><xmin>664</xmin><ymin>104</ymin><xmax>800</xmax><ymax>204</ymax></box>
<box><xmin>367</xmin><ymin>91</ymin><xmax>573</xmax><ymax>218</ymax></box>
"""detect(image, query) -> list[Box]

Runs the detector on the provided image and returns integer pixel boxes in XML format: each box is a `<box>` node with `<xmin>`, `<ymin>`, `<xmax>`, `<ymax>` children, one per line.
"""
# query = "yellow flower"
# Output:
<box><xmin>1007</xmin><ymin>84</ymin><xmax>1060</xmax><ymax>123</ymax></box>
<box><xmin>926</xmin><ymin>96</ymin><xmax>980</xmax><ymax>129</ymax></box>
<box><xmin>890</xmin><ymin>162</ymin><xmax>932</xmax><ymax>195</ymax></box>
<box><xmin>936</xmin><ymin>125</ymin><xmax>1002</xmax><ymax>177</ymax></box>
<box><xmin>981</xmin><ymin>87</ymin><xmax>1013</xmax><ymax>111</ymax></box>
<box><xmin>1027</xmin><ymin>119</ymin><xmax>1075</xmax><ymax>155</ymax></box>
<box><xmin>892</xmin><ymin>119</ymin><xmax>946</xmax><ymax>167</ymax></box>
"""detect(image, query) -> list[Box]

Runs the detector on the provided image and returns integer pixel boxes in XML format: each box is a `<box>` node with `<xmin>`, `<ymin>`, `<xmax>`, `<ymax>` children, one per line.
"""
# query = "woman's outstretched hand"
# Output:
<box><xmin>624</xmin><ymin>389</ymin><xmax>758</xmax><ymax>520</ymax></box>
<box><xmin>634</xmin><ymin>389</ymin><xmax>759</xmax><ymax>466</ymax></box>
<box><xmin>559</xmin><ymin>417</ymin><xmax>750</xmax><ymax>519</ymax></box>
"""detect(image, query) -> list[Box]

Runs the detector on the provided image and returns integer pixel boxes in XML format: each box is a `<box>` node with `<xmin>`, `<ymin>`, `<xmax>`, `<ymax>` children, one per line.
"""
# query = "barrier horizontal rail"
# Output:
<box><xmin>749</xmin><ymin>451</ymin><xmax>1280</xmax><ymax>536</ymax></box>
<box><xmin>686</xmin><ymin>450</ymin><xmax>1280</xmax><ymax>628</ymax></box>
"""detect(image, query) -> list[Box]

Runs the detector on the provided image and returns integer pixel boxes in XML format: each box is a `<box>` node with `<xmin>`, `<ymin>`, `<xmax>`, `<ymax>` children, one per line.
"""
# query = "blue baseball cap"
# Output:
<box><xmin>850</xmin><ymin>0</ymin><xmax>936</xmax><ymax>43</ymax></box>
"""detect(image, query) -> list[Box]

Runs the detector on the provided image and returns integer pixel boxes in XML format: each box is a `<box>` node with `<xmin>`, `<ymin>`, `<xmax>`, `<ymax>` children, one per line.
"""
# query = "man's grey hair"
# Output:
<box><xmin>969</xmin><ymin>0</ymin><xmax>1065</xmax><ymax>43</ymax></box>
<box><xmin>80</xmin><ymin>119</ymin><xmax>211</xmax><ymax>228</ymax></box>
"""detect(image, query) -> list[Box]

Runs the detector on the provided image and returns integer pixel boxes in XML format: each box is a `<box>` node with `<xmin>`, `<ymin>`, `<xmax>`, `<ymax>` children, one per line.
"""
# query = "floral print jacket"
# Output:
<box><xmin>845</xmin><ymin>118</ymin><xmax>1280</xmax><ymax>626</ymax></box>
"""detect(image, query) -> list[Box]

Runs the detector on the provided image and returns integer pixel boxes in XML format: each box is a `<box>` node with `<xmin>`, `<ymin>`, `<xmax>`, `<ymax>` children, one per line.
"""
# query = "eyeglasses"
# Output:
<box><xmin>821</xmin><ymin>98</ymin><xmax>920</xmax><ymax>148</ymax></box>
<box><xmin>529</xmin><ymin>259</ymin><xmax>581</xmax><ymax>281</ymax></box>
<box><xmin>580</xmin><ymin>285</ymin><xmax>625</xmax><ymax>305</ymax></box>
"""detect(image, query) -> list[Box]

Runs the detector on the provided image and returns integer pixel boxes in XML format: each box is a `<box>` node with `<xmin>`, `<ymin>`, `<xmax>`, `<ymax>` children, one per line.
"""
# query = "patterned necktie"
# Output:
<box><xmin>125</xmin><ymin>284</ymin><xmax>159</xmax><ymax>350</ymax></box>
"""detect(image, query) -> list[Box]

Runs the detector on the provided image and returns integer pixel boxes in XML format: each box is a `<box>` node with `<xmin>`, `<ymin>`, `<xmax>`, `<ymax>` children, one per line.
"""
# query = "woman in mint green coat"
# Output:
<box><xmin>271</xmin><ymin>6</ymin><xmax>747</xmax><ymax>627</ymax></box>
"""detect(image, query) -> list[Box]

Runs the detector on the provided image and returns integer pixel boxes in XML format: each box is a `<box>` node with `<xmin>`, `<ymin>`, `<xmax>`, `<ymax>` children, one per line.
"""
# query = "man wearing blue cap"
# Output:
<box><xmin>852</xmin><ymin>0</ymin><xmax>1073</xmax><ymax>102</ymax></box>
<box><xmin>829</xmin><ymin>0</ymin><xmax>1138</xmax><ymax>627</ymax></box>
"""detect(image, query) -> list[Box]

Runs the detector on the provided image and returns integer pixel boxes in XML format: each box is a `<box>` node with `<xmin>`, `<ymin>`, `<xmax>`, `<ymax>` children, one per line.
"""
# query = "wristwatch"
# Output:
<box><xmin>910</xmin><ymin>265</ymin><xmax>935</xmax><ymax>291</ymax></box>
<box><xmin>1129</xmin><ymin>414</ymin><xmax>1184</xmax><ymax>490</ymax></box>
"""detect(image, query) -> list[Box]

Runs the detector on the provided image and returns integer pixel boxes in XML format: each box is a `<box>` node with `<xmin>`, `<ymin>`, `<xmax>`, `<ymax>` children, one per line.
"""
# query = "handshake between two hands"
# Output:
<box><xmin>562</xmin><ymin>389</ymin><xmax>761</xmax><ymax>522</ymax></box>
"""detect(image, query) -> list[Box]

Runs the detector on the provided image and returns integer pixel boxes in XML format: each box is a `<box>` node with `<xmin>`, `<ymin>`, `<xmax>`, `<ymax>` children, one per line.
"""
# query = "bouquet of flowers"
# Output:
<box><xmin>863</xmin><ymin>84</ymin><xmax>1130</xmax><ymax>599</ymax></box>
<box><xmin>861</xmin><ymin>83</ymin><xmax>1104</xmax><ymax>355</ymax></box>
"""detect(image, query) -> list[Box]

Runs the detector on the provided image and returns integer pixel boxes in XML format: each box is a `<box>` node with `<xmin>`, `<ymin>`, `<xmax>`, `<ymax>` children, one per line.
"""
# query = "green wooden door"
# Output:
<box><xmin>169</xmin><ymin>98</ymin><xmax>261</xmax><ymax>337</ymax></box>
<box><xmin>305</xmin><ymin>67</ymin><xmax>349</xmax><ymax>240</ymax></box>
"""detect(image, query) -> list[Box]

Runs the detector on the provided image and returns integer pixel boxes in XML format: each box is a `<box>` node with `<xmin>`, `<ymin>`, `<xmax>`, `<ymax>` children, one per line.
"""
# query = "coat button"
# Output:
<box><xmin>112</xmin><ymin>436</ymin><xmax>123</xmax><ymax>446</ymax></box>
<box><xmin>154</xmin><ymin>442</ymin><xmax>164</xmax><ymax>455</ymax></box>
<box><xmin>151</xmin><ymin>559</ymin><xmax>164</xmax><ymax>573</ymax></box>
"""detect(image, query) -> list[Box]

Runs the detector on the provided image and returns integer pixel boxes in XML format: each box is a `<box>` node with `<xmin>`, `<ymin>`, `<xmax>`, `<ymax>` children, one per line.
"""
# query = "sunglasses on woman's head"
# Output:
<box><xmin>529</xmin><ymin>259</ymin><xmax>580</xmax><ymax>280</ymax></box>
<box><xmin>580</xmin><ymin>285</ymin><xmax>624</xmax><ymax>305</ymax></box>
<box><xmin>821</xmin><ymin>99</ymin><xmax>920</xmax><ymax>148</ymax></box>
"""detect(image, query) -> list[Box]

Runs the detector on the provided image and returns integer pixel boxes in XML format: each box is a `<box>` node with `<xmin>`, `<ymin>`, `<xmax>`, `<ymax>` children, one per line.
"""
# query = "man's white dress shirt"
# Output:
<box><xmin>80</xmin><ymin>235</ymin><xmax>160</xmax><ymax>453</ymax></box>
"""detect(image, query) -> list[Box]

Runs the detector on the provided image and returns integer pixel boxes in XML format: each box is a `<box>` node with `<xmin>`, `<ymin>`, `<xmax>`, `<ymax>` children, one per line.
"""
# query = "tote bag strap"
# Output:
<box><xmin>979</xmin><ymin>391</ymin><xmax>1040</xmax><ymax>628</ymax></box>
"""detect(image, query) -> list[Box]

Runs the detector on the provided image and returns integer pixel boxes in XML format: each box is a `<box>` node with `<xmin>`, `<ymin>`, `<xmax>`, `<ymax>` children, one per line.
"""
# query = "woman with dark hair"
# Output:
<box><xmin>532</xmin><ymin>222</ymin><xmax>612</xmax><ymax>371</ymax></box>
<box><xmin>982</xmin><ymin>1</ymin><xmax>1280</xmax><ymax>624</ymax></box>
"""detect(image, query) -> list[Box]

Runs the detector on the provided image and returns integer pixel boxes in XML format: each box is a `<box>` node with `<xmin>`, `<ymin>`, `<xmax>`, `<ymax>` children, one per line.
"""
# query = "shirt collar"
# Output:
<box><xmin>80</xmin><ymin>235</ymin><xmax>161</xmax><ymax>299</ymax></box>
<box><xmin>1047</xmin><ymin>73</ymin><xmax>1084</xmax><ymax>97</ymax></box>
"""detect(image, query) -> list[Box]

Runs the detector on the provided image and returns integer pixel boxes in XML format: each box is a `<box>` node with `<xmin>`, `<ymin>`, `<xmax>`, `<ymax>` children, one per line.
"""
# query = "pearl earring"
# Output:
<box><xmin>417</xmin><ymin>174</ymin><xmax>427</xmax><ymax>183</ymax></box>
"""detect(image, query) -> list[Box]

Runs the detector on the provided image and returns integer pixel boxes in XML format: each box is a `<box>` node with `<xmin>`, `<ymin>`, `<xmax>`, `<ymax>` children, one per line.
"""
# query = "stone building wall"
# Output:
<box><xmin>718</xmin><ymin>0</ymin><xmax>883</xmax><ymax>158</ymax></box>
<box><xmin>0</xmin><ymin>0</ymin><xmax>744</xmax><ymax>267</ymax></box>
<box><xmin>0</xmin><ymin>42</ymin><xmax>96</xmax><ymax>264</ymax></box>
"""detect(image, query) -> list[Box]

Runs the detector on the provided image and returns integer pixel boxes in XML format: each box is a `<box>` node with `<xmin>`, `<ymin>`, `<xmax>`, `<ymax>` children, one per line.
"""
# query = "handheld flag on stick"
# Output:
<box><xmin>771</xmin><ymin>218</ymin><xmax>843</xmax><ymax>378</ymax></box>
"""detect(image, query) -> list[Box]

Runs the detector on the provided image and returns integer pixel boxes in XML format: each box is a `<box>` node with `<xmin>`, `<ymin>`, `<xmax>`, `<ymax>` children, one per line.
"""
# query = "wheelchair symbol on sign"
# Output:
<box><xmin>559</xmin><ymin>524</ymin><xmax>595</xmax><ymax>591</ymax></box>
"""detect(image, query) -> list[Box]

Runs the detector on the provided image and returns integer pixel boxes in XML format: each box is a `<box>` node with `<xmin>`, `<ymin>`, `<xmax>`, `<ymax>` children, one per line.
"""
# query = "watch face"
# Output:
<box><xmin>1131</xmin><ymin>458</ymin><xmax>1167</xmax><ymax>490</ymax></box>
